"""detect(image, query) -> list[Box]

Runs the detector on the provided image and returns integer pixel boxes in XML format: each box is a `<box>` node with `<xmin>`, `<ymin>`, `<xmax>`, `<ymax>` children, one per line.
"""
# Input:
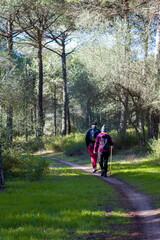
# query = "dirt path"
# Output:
<box><xmin>46</xmin><ymin>156</ymin><xmax>160</xmax><ymax>240</ymax></box>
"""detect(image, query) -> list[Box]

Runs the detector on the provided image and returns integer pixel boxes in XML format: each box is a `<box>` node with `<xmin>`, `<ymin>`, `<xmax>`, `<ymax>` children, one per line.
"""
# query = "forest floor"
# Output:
<box><xmin>43</xmin><ymin>155</ymin><xmax>160</xmax><ymax>240</ymax></box>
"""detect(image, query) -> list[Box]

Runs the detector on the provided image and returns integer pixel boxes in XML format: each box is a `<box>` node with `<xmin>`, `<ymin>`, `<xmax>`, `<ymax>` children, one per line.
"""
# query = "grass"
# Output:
<box><xmin>39</xmin><ymin>151</ymin><xmax>90</xmax><ymax>166</ymax></box>
<box><xmin>41</xmin><ymin>149</ymin><xmax>160</xmax><ymax>211</ymax></box>
<box><xmin>112</xmin><ymin>155</ymin><xmax>160</xmax><ymax>208</ymax></box>
<box><xmin>0</xmin><ymin>159</ymin><xmax>130</xmax><ymax>240</ymax></box>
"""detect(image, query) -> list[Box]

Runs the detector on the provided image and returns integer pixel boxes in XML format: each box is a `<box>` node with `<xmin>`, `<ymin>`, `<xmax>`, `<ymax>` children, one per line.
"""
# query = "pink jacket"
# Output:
<box><xmin>94</xmin><ymin>132</ymin><xmax>114</xmax><ymax>153</ymax></box>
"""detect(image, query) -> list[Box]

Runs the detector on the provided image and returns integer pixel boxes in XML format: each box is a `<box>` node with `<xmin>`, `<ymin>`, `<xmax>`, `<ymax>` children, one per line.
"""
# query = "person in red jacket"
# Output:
<box><xmin>85</xmin><ymin>122</ymin><xmax>100</xmax><ymax>172</ymax></box>
<box><xmin>94</xmin><ymin>125</ymin><xmax>113</xmax><ymax>177</ymax></box>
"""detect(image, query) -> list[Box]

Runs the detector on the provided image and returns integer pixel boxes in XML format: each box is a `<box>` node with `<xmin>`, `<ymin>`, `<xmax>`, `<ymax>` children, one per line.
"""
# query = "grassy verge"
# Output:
<box><xmin>0</xmin><ymin>158</ymin><xmax>130</xmax><ymax>240</ymax></box>
<box><xmin>112</xmin><ymin>154</ymin><xmax>160</xmax><ymax>209</ymax></box>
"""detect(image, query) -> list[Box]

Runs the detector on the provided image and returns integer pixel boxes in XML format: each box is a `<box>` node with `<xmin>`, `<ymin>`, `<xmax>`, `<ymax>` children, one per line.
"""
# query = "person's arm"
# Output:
<box><xmin>85</xmin><ymin>129</ymin><xmax>90</xmax><ymax>147</ymax></box>
<box><xmin>93</xmin><ymin>134</ymin><xmax>100</xmax><ymax>153</ymax></box>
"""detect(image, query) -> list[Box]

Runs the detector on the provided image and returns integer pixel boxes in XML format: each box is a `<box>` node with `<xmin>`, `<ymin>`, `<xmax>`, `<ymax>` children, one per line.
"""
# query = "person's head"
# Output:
<box><xmin>101</xmin><ymin>125</ymin><xmax>107</xmax><ymax>133</ymax></box>
<box><xmin>91</xmin><ymin>121</ymin><xmax>97</xmax><ymax>128</ymax></box>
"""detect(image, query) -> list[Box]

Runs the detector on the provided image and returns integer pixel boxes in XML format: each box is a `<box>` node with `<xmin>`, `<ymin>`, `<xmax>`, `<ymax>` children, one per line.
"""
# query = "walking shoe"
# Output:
<box><xmin>101</xmin><ymin>170</ymin><xmax>105</xmax><ymax>176</ymax></box>
<box><xmin>93</xmin><ymin>168</ymin><xmax>97</xmax><ymax>173</ymax></box>
<box><xmin>104</xmin><ymin>173</ymin><xmax>107</xmax><ymax>177</ymax></box>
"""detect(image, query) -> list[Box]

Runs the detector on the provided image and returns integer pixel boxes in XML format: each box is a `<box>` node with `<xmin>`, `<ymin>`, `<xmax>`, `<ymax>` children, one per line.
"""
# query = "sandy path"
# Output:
<box><xmin>46</xmin><ymin>156</ymin><xmax>160</xmax><ymax>240</ymax></box>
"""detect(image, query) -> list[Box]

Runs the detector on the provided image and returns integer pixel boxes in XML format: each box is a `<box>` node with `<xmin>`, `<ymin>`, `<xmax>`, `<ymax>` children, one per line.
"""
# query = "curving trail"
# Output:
<box><xmin>45</xmin><ymin>156</ymin><xmax>160</xmax><ymax>240</ymax></box>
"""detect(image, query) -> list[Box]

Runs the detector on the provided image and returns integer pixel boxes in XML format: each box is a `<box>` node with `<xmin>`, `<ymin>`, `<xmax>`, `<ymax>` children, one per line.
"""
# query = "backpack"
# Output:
<box><xmin>89</xmin><ymin>128</ymin><xmax>99</xmax><ymax>142</ymax></box>
<box><xmin>100</xmin><ymin>135</ymin><xmax>109</xmax><ymax>150</ymax></box>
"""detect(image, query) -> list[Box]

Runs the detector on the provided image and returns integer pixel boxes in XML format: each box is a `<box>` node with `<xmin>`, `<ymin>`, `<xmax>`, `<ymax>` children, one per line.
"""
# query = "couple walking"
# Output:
<box><xmin>85</xmin><ymin>122</ymin><xmax>113</xmax><ymax>177</ymax></box>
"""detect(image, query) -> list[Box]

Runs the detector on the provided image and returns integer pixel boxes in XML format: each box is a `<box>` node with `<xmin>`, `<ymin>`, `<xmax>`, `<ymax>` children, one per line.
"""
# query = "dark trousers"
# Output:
<box><xmin>98</xmin><ymin>151</ymin><xmax>110</xmax><ymax>173</ymax></box>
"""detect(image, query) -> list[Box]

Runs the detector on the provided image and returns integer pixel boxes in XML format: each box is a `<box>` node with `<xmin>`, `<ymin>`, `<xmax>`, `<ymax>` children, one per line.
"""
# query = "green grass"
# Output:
<box><xmin>41</xmin><ymin>150</ymin><xmax>160</xmax><ymax>211</ymax></box>
<box><xmin>40</xmin><ymin>151</ymin><xmax>90</xmax><ymax>166</ymax></box>
<box><xmin>0</xmin><ymin>160</ymin><xmax>130</xmax><ymax>240</ymax></box>
<box><xmin>112</xmin><ymin>156</ymin><xmax>160</xmax><ymax>208</ymax></box>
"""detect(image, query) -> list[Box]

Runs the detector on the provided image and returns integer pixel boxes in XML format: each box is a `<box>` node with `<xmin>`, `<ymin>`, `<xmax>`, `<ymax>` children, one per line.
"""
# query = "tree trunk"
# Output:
<box><xmin>118</xmin><ymin>0</ymin><xmax>130</xmax><ymax>136</ymax></box>
<box><xmin>146</xmin><ymin>109</ymin><xmax>152</xmax><ymax>140</ymax></box>
<box><xmin>0</xmin><ymin>143</ymin><xmax>5</xmax><ymax>188</ymax></box>
<box><xmin>30</xmin><ymin>108</ymin><xmax>34</xmax><ymax>134</ymax></box>
<box><xmin>119</xmin><ymin>91</ymin><xmax>128</xmax><ymax>135</ymax></box>
<box><xmin>34</xmin><ymin>101</ymin><xmax>38</xmax><ymax>138</ymax></box>
<box><xmin>25</xmin><ymin>98</ymin><xmax>28</xmax><ymax>142</ymax></box>
<box><xmin>141</xmin><ymin>112</ymin><xmax>146</xmax><ymax>146</ymax></box>
<box><xmin>25</xmin><ymin>66</ymin><xmax>28</xmax><ymax>142</ymax></box>
<box><xmin>37</xmin><ymin>31</ymin><xmax>44</xmax><ymax>139</ymax></box>
<box><xmin>6</xmin><ymin>17</ymin><xmax>13</xmax><ymax>143</ymax></box>
<box><xmin>61</xmin><ymin>36</ymin><xmax>67</xmax><ymax>137</ymax></box>
<box><xmin>68</xmin><ymin>104</ymin><xmax>71</xmax><ymax>135</ymax></box>
<box><xmin>53</xmin><ymin>85</ymin><xmax>57</xmax><ymax>136</ymax></box>
<box><xmin>150</xmin><ymin>10</ymin><xmax>160</xmax><ymax>139</ymax></box>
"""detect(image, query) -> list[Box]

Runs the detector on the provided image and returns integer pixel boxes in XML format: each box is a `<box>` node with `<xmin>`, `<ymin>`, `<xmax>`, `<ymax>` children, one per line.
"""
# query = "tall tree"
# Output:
<box><xmin>150</xmin><ymin>8</ymin><xmax>160</xmax><ymax>139</ymax></box>
<box><xmin>44</xmin><ymin>29</ymin><xmax>76</xmax><ymax>136</ymax></box>
<box><xmin>0</xmin><ymin>0</ymin><xmax>22</xmax><ymax>142</ymax></box>
<box><xmin>16</xmin><ymin>0</ymin><xmax>63</xmax><ymax>139</ymax></box>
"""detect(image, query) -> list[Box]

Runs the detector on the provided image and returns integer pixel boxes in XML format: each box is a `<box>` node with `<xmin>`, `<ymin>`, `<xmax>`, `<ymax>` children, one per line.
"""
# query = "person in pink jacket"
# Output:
<box><xmin>94</xmin><ymin>125</ymin><xmax>114</xmax><ymax>177</ymax></box>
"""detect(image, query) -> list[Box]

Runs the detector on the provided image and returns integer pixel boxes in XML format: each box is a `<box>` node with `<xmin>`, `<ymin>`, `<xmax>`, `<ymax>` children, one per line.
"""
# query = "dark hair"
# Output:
<box><xmin>91</xmin><ymin>122</ymin><xmax>97</xmax><ymax>126</ymax></box>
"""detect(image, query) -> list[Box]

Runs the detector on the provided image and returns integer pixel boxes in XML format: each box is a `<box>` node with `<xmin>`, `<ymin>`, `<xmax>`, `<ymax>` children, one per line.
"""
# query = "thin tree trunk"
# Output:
<box><xmin>119</xmin><ymin>92</ymin><xmax>128</xmax><ymax>135</ymax></box>
<box><xmin>25</xmin><ymin>66</ymin><xmax>28</xmax><ymax>142</ymax></box>
<box><xmin>141</xmin><ymin>112</ymin><xmax>146</xmax><ymax>146</ymax></box>
<box><xmin>118</xmin><ymin>0</ymin><xmax>130</xmax><ymax>136</ymax></box>
<box><xmin>68</xmin><ymin>104</ymin><xmax>71</xmax><ymax>135</ymax></box>
<box><xmin>0</xmin><ymin>143</ymin><xmax>5</xmax><ymax>188</ymax></box>
<box><xmin>146</xmin><ymin>109</ymin><xmax>152</xmax><ymax>140</ymax></box>
<box><xmin>53</xmin><ymin>85</ymin><xmax>57</xmax><ymax>136</ymax></box>
<box><xmin>34</xmin><ymin>101</ymin><xmax>38</xmax><ymax>138</ymax></box>
<box><xmin>37</xmin><ymin>31</ymin><xmax>44</xmax><ymax>139</ymax></box>
<box><xmin>150</xmin><ymin>9</ymin><xmax>160</xmax><ymax>139</ymax></box>
<box><xmin>25</xmin><ymin>98</ymin><xmax>28</xmax><ymax>142</ymax></box>
<box><xmin>31</xmin><ymin>107</ymin><xmax>34</xmax><ymax>134</ymax></box>
<box><xmin>6</xmin><ymin>17</ymin><xmax>13</xmax><ymax>143</ymax></box>
<box><xmin>61</xmin><ymin>36</ymin><xmax>67</xmax><ymax>137</ymax></box>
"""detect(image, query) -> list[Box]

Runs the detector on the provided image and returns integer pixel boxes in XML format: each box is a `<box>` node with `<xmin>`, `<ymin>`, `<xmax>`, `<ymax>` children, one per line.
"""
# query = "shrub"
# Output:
<box><xmin>110</xmin><ymin>129</ymin><xmax>139</xmax><ymax>150</ymax></box>
<box><xmin>2</xmin><ymin>148</ymin><xmax>23</xmax><ymax>176</ymax></box>
<box><xmin>43</xmin><ymin>133</ymin><xmax>86</xmax><ymax>156</ymax></box>
<box><xmin>43</xmin><ymin>135</ymin><xmax>62</xmax><ymax>152</ymax></box>
<box><xmin>2</xmin><ymin>148</ymin><xmax>49</xmax><ymax>181</ymax></box>
<box><xmin>147</xmin><ymin>139</ymin><xmax>160</xmax><ymax>165</ymax></box>
<box><xmin>22</xmin><ymin>155</ymin><xmax>49</xmax><ymax>181</ymax></box>
<box><xmin>62</xmin><ymin>133</ymin><xmax>86</xmax><ymax>156</ymax></box>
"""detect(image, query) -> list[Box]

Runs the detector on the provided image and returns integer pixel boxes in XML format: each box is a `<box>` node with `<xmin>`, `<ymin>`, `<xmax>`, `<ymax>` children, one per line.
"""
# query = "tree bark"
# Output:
<box><xmin>61</xmin><ymin>36</ymin><xmax>67</xmax><ymax>137</ymax></box>
<box><xmin>37</xmin><ymin>30</ymin><xmax>44</xmax><ymax>139</ymax></box>
<box><xmin>119</xmin><ymin>92</ymin><xmax>128</xmax><ymax>135</ymax></box>
<box><xmin>53</xmin><ymin>85</ymin><xmax>57</xmax><ymax>136</ymax></box>
<box><xmin>0</xmin><ymin>143</ymin><xmax>5</xmax><ymax>188</ymax></box>
<box><xmin>6</xmin><ymin>17</ymin><xmax>13</xmax><ymax>143</ymax></box>
<box><xmin>150</xmin><ymin>10</ymin><xmax>160</xmax><ymax>139</ymax></box>
<box><xmin>118</xmin><ymin>0</ymin><xmax>130</xmax><ymax>136</ymax></box>
<box><xmin>68</xmin><ymin>103</ymin><xmax>71</xmax><ymax>135</ymax></box>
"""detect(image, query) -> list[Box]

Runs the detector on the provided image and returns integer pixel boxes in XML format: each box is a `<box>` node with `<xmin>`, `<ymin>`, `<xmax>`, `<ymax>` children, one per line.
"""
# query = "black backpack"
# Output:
<box><xmin>100</xmin><ymin>135</ymin><xmax>109</xmax><ymax>150</ymax></box>
<box><xmin>89</xmin><ymin>128</ymin><xmax>99</xmax><ymax>142</ymax></box>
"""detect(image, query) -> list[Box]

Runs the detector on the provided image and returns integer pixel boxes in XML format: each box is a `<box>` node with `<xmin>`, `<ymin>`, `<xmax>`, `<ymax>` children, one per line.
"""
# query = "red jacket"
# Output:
<box><xmin>94</xmin><ymin>132</ymin><xmax>114</xmax><ymax>153</ymax></box>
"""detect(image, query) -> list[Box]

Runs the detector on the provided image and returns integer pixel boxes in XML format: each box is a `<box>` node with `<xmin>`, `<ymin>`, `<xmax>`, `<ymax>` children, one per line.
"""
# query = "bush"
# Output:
<box><xmin>2</xmin><ymin>148</ymin><xmax>49</xmax><ymax>181</ymax></box>
<box><xmin>22</xmin><ymin>155</ymin><xmax>49</xmax><ymax>181</ymax></box>
<box><xmin>110</xmin><ymin>129</ymin><xmax>139</xmax><ymax>150</ymax></box>
<box><xmin>147</xmin><ymin>139</ymin><xmax>160</xmax><ymax>165</ymax></box>
<box><xmin>43</xmin><ymin>135</ymin><xmax>62</xmax><ymax>152</ymax></box>
<box><xmin>62</xmin><ymin>133</ymin><xmax>86</xmax><ymax>156</ymax></box>
<box><xmin>43</xmin><ymin>133</ymin><xmax>86</xmax><ymax>156</ymax></box>
<box><xmin>2</xmin><ymin>148</ymin><xmax>23</xmax><ymax>176</ymax></box>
